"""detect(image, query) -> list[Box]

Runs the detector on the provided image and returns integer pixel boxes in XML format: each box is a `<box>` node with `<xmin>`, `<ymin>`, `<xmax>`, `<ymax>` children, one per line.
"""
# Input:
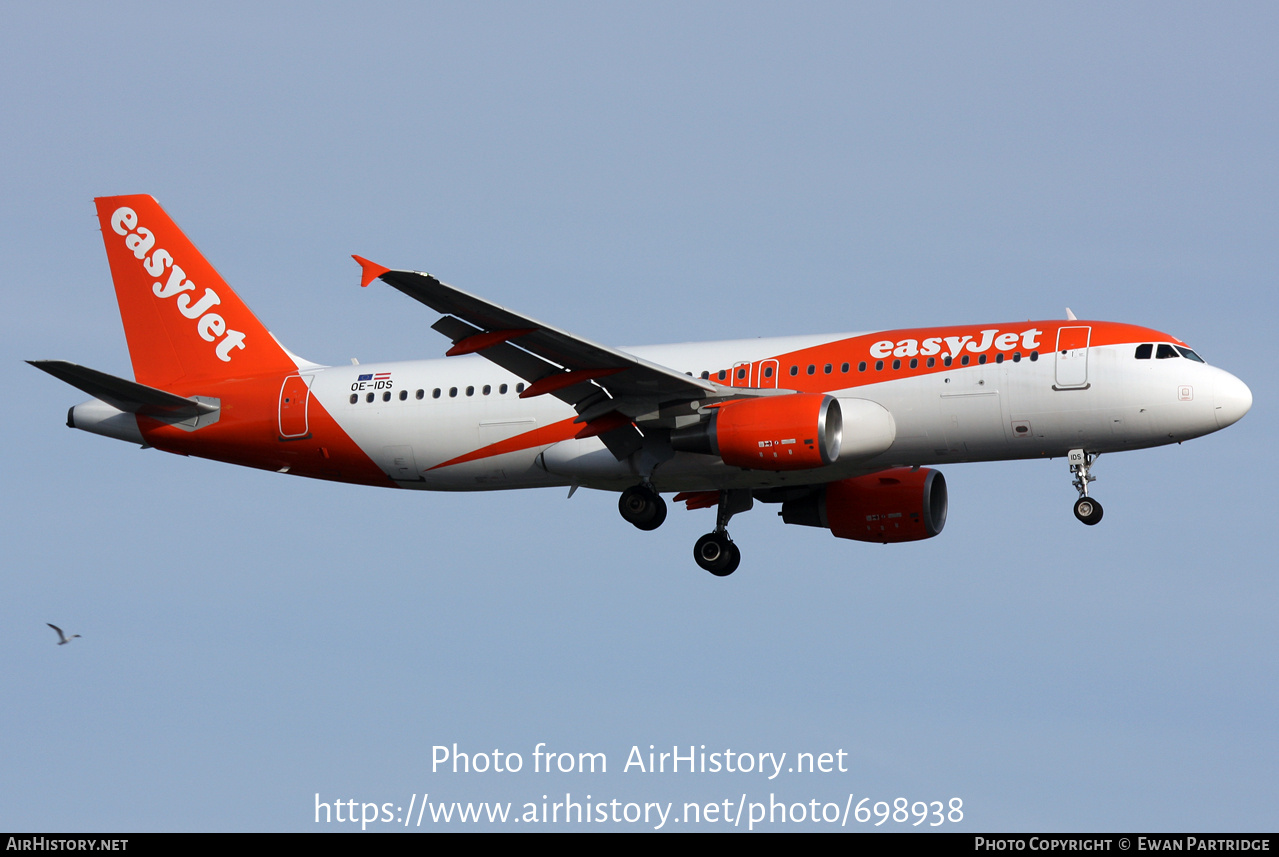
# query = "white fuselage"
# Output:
<box><xmin>305</xmin><ymin>332</ymin><xmax>1248</xmax><ymax>493</ymax></box>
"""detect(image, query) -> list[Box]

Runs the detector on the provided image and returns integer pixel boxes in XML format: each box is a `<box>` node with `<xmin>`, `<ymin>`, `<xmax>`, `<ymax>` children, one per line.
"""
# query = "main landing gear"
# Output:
<box><xmin>1068</xmin><ymin>449</ymin><xmax>1104</xmax><ymax>526</ymax></box>
<box><xmin>617</xmin><ymin>484</ymin><xmax>751</xmax><ymax>577</ymax></box>
<box><xmin>619</xmin><ymin>483</ymin><xmax>667</xmax><ymax>531</ymax></box>
<box><xmin>694</xmin><ymin>532</ymin><xmax>739</xmax><ymax>577</ymax></box>
<box><xmin>693</xmin><ymin>489</ymin><xmax>753</xmax><ymax>577</ymax></box>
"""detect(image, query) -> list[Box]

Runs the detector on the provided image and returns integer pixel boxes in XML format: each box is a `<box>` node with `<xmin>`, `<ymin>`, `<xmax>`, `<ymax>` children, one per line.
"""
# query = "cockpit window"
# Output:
<box><xmin>1135</xmin><ymin>344</ymin><xmax>1152</xmax><ymax>359</ymax></box>
<box><xmin>1156</xmin><ymin>344</ymin><xmax>1179</xmax><ymax>359</ymax></box>
<box><xmin>1176</xmin><ymin>346</ymin><xmax>1205</xmax><ymax>363</ymax></box>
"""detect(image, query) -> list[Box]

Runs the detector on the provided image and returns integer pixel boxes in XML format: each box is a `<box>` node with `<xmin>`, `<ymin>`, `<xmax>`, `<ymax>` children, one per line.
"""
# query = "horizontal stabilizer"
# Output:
<box><xmin>27</xmin><ymin>360</ymin><xmax>215</xmax><ymax>420</ymax></box>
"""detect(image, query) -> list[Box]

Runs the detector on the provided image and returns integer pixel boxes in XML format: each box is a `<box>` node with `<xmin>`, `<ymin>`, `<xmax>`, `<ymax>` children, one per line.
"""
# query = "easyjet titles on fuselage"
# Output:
<box><xmin>868</xmin><ymin>328</ymin><xmax>1043</xmax><ymax>360</ymax></box>
<box><xmin>109</xmin><ymin>206</ymin><xmax>247</xmax><ymax>362</ymax></box>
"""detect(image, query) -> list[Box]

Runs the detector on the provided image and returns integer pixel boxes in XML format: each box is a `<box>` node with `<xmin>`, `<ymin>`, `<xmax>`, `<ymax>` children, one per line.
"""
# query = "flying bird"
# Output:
<box><xmin>48</xmin><ymin>624</ymin><xmax>80</xmax><ymax>645</ymax></box>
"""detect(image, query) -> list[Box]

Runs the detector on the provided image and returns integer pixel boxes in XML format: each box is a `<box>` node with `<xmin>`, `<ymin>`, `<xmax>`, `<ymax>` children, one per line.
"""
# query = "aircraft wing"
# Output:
<box><xmin>355</xmin><ymin>258</ymin><xmax>721</xmax><ymax>408</ymax></box>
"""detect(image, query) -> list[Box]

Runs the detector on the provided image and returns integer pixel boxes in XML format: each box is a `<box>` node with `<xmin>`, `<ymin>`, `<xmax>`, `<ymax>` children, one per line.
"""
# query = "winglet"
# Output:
<box><xmin>352</xmin><ymin>255</ymin><xmax>391</xmax><ymax>288</ymax></box>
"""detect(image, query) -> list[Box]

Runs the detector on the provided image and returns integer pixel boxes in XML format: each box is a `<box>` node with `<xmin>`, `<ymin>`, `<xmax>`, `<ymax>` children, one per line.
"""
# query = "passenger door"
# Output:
<box><xmin>1054</xmin><ymin>326</ymin><xmax>1091</xmax><ymax>389</ymax></box>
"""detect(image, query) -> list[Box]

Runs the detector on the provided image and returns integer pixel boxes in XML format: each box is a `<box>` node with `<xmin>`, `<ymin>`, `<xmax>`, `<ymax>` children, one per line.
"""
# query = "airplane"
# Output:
<box><xmin>31</xmin><ymin>195</ymin><xmax>1253</xmax><ymax>576</ymax></box>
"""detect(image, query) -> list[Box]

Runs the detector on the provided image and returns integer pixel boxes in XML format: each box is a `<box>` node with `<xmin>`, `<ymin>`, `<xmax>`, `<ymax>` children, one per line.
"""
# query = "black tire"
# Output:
<box><xmin>715</xmin><ymin>542</ymin><xmax>741</xmax><ymax>577</ymax></box>
<box><xmin>1073</xmin><ymin>497</ymin><xmax>1104</xmax><ymax>526</ymax></box>
<box><xmin>694</xmin><ymin>532</ymin><xmax>739</xmax><ymax>576</ymax></box>
<box><xmin>619</xmin><ymin>485</ymin><xmax>667</xmax><ymax>531</ymax></box>
<box><xmin>644</xmin><ymin>495</ymin><xmax>668</xmax><ymax>531</ymax></box>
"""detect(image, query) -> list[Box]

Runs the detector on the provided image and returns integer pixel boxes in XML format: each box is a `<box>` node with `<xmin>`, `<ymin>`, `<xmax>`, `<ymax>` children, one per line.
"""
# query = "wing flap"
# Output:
<box><xmin>431</xmin><ymin>315</ymin><xmax>594</xmax><ymax>405</ymax></box>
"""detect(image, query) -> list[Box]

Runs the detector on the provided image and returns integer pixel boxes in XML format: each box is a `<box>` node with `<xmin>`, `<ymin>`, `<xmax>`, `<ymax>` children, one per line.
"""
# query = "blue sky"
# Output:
<box><xmin>3</xmin><ymin>3</ymin><xmax>1275</xmax><ymax>831</ymax></box>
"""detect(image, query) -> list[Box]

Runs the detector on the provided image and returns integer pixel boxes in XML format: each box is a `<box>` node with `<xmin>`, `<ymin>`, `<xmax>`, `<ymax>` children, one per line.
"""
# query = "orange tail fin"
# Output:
<box><xmin>94</xmin><ymin>195</ymin><xmax>297</xmax><ymax>388</ymax></box>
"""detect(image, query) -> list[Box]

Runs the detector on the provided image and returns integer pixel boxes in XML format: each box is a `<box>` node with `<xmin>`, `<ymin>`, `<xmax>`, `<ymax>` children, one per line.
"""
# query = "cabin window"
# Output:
<box><xmin>516</xmin><ymin>383</ymin><xmax>526</xmax><ymax>393</ymax></box>
<box><xmin>416</xmin><ymin>389</ymin><xmax>424</xmax><ymax>399</ymax></box>
<box><xmin>500</xmin><ymin>384</ymin><xmax>508</xmax><ymax>394</ymax></box>
<box><xmin>433</xmin><ymin>388</ymin><xmax>441</xmax><ymax>399</ymax></box>
<box><xmin>943</xmin><ymin>356</ymin><xmax>953</xmax><ymax>367</ymax></box>
<box><xmin>978</xmin><ymin>354</ymin><xmax>987</xmax><ymax>365</ymax></box>
<box><xmin>995</xmin><ymin>353</ymin><xmax>1004</xmax><ymax>364</ymax></box>
<box><xmin>927</xmin><ymin>357</ymin><xmax>935</xmax><ymax>368</ymax></box>
<box><xmin>892</xmin><ymin>359</ymin><xmax>901</xmax><ymax>370</ymax></box>
<box><xmin>1030</xmin><ymin>351</ymin><xmax>1039</xmax><ymax>361</ymax></box>
<box><xmin>910</xmin><ymin>358</ymin><xmax>918</xmax><ymax>369</ymax></box>
<box><xmin>841</xmin><ymin>362</ymin><xmax>850</xmax><ymax>373</ymax></box>
<box><xmin>807</xmin><ymin>365</ymin><xmax>816</xmax><ymax>375</ymax></box>
<box><xmin>789</xmin><ymin>365</ymin><xmax>798</xmax><ymax>376</ymax></box>
<box><xmin>718</xmin><ymin>370</ymin><xmax>727</xmax><ymax>381</ymax></box>
<box><xmin>349</xmin><ymin>394</ymin><xmax>358</xmax><ymax>404</ymax></box>
<box><xmin>1012</xmin><ymin>352</ymin><xmax>1021</xmax><ymax>363</ymax></box>
<box><xmin>449</xmin><ymin>387</ymin><xmax>458</xmax><ymax>398</ymax></box>
<box><xmin>366</xmin><ymin>392</ymin><xmax>375</xmax><ymax>403</ymax></box>
<box><xmin>399</xmin><ymin>390</ymin><xmax>408</xmax><ymax>401</ymax></box>
<box><xmin>383</xmin><ymin>391</ymin><xmax>391</xmax><ymax>402</ymax></box>
<box><xmin>824</xmin><ymin>364</ymin><xmax>832</xmax><ymax>374</ymax></box>
<box><xmin>858</xmin><ymin>362</ymin><xmax>867</xmax><ymax>372</ymax></box>
<box><xmin>466</xmin><ymin>386</ymin><xmax>475</xmax><ymax>396</ymax></box>
<box><xmin>763</xmin><ymin>366</ymin><xmax>774</xmax><ymax>378</ymax></box>
<box><xmin>875</xmin><ymin>360</ymin><xmax>884</xmax><ymax>371</ymax></box>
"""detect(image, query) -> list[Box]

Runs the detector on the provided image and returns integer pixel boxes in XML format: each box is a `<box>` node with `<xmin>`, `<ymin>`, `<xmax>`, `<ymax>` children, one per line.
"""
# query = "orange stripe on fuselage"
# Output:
<box><xmin>705</xmin><ymin>321</ymin><xmax>1177</xmax><ymax>392</ymax></box>
<box><xmin>428</xmin><ymin>417</ymin><xmax>582</xmax><ymax>471</ymax></box>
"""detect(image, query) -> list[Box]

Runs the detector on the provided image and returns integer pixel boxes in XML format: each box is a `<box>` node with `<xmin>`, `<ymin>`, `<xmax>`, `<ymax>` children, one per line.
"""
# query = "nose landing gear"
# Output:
<box><xmin>619</xmin><ymin>483</ymin><xmax>667</xmax><ymax>531</ymax></box>
<box><xmin>1068</xmin><ymin>449</ymin><xmax>1104</xmax><ymax>525</ymax></box>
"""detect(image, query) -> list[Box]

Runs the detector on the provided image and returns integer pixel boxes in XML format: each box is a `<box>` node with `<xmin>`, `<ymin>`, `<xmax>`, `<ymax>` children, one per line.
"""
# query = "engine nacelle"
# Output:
<box><xmin>672</xmin><ymin>393</ymin><xmax>841</xmax><ymax>471</ymax></box>
<box><xmin>671</xmin><ymin>394</ymin><xmax>895</xmax><ymax>472</ymax></box>
<box><xmin>780</xmin><ymin>467</ymin><xmax>947</xmax><ymax>543</ymax></box>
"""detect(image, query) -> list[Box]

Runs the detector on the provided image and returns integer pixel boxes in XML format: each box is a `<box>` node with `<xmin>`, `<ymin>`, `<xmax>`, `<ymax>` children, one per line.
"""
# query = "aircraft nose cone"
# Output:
<box><xmin>1214</xmin><ymin>371</ymin><xmax>1252</xmax><ymax>429</ymax></box>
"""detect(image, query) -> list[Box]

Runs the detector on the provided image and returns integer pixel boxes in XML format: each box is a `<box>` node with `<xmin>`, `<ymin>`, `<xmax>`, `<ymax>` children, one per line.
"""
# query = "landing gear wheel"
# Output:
<box><xmin>619</xmin><ymin>485</ymin><xmax>667</xmax><ymax>531</ymax></box>
<box><xmin>1068</xmin><ymin>449</ymin><xmax>1104</xmax><ymax>526</ymax></box>
<box><xmin>1073</xmin><ymin>496</ymin><xmax>1103</xmax><ymax>526</ymax></box>
<box><xmin>694</xmin><ymin>532</ymin><xmax>740</xmax><ymax>576</ymax></box>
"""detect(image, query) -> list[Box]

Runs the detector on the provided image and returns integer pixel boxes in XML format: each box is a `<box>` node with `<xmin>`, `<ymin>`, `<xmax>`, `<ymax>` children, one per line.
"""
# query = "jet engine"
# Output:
<box><xmin>671</xmin><ymin>394</ymin><xmax>894</xmax><ymax>472</ymax></box>
<box><xmin>780</xmin><ymin>467</ymin><xmax>947</xmax><ymax>543</ymax></box>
